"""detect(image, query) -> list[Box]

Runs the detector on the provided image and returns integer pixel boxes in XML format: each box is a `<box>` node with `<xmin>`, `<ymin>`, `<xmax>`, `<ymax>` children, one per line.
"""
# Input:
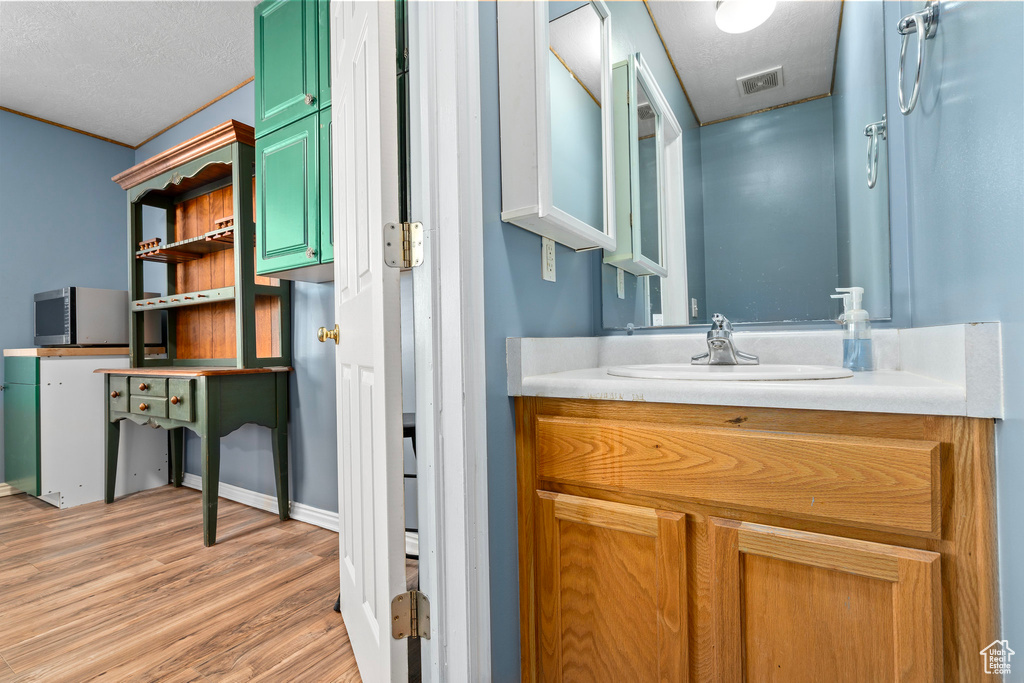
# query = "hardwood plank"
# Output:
<box><xmin>0</xmin><ymin>487</ymin><xmax>358</xmax><ymax>681</ymax></box>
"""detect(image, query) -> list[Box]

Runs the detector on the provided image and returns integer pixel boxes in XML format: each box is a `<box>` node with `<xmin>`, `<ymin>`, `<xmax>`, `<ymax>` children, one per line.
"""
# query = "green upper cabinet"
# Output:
<box><xmin>256</xmin><ymin>116</ymin><xmax>320</xmax><ymax>275</ymax></box>
<box><xmin>255</xmin><ymin>0</ymin><xmax>320</xmax><ymax>137</ymax></box>
<box><xmin>319</xmin><ymin>107</ymin><xmax>333</xmax><ymax>264</ymax></box>
<box><xmin>318</xmin><ymin>0</ymin><xmax>331</xmax><ymax>109</ymax></box>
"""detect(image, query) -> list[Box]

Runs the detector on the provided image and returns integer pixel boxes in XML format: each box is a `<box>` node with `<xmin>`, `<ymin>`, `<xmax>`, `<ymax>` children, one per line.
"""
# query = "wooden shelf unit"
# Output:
<box><xmin>113</xmin><ymin>120</ymin><xmax>290</xmax><ymax>369</ymax></box>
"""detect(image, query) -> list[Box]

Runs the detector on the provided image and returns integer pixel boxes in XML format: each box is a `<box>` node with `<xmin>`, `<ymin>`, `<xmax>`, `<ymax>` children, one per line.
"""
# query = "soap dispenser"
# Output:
<box><xmin>831</xmin><ymin>287</ymin><xmax>873</xmax><ymax>371</ymax></box>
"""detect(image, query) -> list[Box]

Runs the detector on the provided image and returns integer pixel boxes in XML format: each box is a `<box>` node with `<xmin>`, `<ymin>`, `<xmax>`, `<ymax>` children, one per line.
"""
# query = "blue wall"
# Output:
<box><xmin>480</xmin><ymin>3</ymin><xmax>602</xmax><ymax>678</ymax></box>
<box><xmin>701</xmin><ymin>97</ymin><xmax>840</xmax><ymax>322</ymax></box>
<box><xmin>833</xmin><ymin>0</ymin><xmax>891</xmax><ymax>318</ymax></box>
<box><xmin>0</xmin><ymin>111</ymin><xmax>135</xmax><ymax>483</ymax></box>
<box><xmin>893</xmin><ymin>0</ymin><xmax>1024</xmax><ymax>648</ymax></box>
<box><xmin>134</xmin><ymin>82</ymin><xmax>339</xmax><ymax>513</ymax></box>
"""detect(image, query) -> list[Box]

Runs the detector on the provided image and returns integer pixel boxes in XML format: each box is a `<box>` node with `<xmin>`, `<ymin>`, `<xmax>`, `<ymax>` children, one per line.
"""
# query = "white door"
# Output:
<box><xmin>331</xmin><ymin>1</ymin><xmax>406</xmax><ymax>680</ymax></box>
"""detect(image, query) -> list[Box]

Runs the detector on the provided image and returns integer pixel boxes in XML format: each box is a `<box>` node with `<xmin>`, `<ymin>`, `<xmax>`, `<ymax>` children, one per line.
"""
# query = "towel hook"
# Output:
<box><xmin>897</xmin><ymin>0</ymin><xmax>940</xmax><ymax>115</ymax></box>
<box><xmin>864</xmin><ymin>114</ymin><xmax>887</xmax><ymax>189</ymax></box>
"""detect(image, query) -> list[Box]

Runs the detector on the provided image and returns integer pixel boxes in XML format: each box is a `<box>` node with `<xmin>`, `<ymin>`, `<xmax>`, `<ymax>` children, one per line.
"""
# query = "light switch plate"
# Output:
<box><xmin>617</xmin><ymin>268</ymin><xmax>625</xmax><ymax>299</ymax></box>
<box><xmin>542</xmin><ymin>237</ymin><xmax>556</xmax><ymax>282</ymax></box>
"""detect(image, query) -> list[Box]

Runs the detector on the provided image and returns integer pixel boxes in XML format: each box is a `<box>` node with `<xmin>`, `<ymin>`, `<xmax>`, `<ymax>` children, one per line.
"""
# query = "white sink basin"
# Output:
<box><xmin>606</xmin><ymin>363</ymin><xmax>854</xmax><ymax>381</ymax></box>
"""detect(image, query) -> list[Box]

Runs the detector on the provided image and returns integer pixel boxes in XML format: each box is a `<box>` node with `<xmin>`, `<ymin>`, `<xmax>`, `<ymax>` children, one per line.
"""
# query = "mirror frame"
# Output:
<box><xmin>604</xmin><ymin>52</ymin><xmax>682</xmax><ymax>281</ymax></box>
<box><xmin>497</xmin><ymin>0</ymin><xmax>616</xmax><ymax>251</ymax></box>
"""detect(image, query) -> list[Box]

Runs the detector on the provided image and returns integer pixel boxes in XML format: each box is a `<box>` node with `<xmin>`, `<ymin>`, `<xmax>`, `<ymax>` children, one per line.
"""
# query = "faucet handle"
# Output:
<box><xmin>711</xmin><ymin>313</ymin><xmax>732</xmax><ymax>332</ymax></box>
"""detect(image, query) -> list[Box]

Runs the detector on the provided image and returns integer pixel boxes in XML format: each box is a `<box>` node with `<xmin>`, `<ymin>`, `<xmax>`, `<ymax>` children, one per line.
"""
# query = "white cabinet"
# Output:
<box><xmin>37</xmin><ymin>356</ymin><xmax>167</xmax><ymax>508</ymax></box>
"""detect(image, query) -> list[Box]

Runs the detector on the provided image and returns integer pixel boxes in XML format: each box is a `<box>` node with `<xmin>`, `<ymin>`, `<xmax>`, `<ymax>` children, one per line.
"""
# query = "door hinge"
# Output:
<box><xmin>391</xmin><ymin>590</ymin><xmax>430</xmax><ymax>640</ymax></box>
<box><xmin>383</xmin><ymin>221</ymin><xmax>424</xmax><ymax>269</ymax></box>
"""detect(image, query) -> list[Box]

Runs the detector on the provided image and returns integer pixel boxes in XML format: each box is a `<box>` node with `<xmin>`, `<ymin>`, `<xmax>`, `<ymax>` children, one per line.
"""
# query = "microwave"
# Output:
<box><xmin>33</xmin><ymin>287</ymin><xmax>162</xmax><ymax>347</ymax></box>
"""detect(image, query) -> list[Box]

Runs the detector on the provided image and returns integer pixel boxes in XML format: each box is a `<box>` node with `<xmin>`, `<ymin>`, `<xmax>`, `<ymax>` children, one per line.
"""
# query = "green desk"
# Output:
<box><xmin>98</xmin><ymin>366</ymin><xmax>291</xmax><ymax>546</ymax></box>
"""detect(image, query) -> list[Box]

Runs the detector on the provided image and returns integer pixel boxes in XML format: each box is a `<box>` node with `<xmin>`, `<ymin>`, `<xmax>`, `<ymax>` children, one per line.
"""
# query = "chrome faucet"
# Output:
<box><xmin>691</xmin><ymin>314</ymin><xmax>759</xmax><ymax>365</ymax></box>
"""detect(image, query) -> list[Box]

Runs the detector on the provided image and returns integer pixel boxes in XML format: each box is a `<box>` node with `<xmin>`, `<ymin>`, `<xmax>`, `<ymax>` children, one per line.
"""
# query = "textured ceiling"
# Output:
<box><xmin>550</xmin><ymin>4</ymin><xmax>603</xmax><ymax>104</ymax></box>
<box><xmin>0</xmin><ymin>0</ymin><xmax>256</xmax><ymax>146</ymax></box>
<box><xmin>647</xmin><ymin>0</ymin><xmax>842</xmax><ymax>124</ymax></box>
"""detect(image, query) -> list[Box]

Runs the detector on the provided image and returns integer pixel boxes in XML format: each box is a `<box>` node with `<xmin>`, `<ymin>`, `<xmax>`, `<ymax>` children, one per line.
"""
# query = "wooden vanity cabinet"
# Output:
<box><xmin>515</xmin><ymin>398</ymin><xmax>1000</xmax><ymax>682</ymax></box>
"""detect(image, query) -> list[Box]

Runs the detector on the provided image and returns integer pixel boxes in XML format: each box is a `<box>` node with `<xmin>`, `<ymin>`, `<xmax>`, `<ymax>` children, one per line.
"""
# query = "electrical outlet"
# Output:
<box><xmin>542</xmin><ymin>237</ymin><xmax>556</xmax><ymax>282</ymax></box>
<box><xmin>617</xmin><ymin>268</ymin><xmax>625</xmax><ymax>299</ymax></box>
<box><xmin>691</xmin><ymin>298</ymin><xmax>699</xmax><ymax>319</ymax></box>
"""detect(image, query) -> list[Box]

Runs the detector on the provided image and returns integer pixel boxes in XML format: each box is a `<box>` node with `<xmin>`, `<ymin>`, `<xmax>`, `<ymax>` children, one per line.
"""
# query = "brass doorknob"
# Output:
<box><xmin>139</xmin><ymin>403</ymin><xmax>149</xmax><ymax>411</ymax></box>
<box><xmin>138</xmin><ymin>382</ymin><xmax>148</xmax><ymax>391</ymax></box>
<box><xmin>170</xmin><ymin>396</ymin><xmax>180</xmax><ymax>405</ymax></box>
<box><xmin>317</xmin><ymin>324</ymin><xmax>340</xmax><ymax>345</ymax></box>
<box><xmin>110</xmin><ymin>391</ymin><xmax>120</xmax><ymax>398</ymax></box>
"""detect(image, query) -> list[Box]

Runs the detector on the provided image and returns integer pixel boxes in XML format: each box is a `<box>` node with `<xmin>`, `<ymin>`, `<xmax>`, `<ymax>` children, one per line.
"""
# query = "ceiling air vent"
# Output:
<box><xmin>637</xmin><ymin>102</ymin><xmax>656</xmax><ymax>121</ymax></box>
<box><xmin>737</xmin><ymin>66</ymin><xmax>784</xmax><ymax>96</ymax></box>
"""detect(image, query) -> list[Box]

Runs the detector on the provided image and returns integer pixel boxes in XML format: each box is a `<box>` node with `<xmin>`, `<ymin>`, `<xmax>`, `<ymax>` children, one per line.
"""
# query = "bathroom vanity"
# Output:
<box><xmin>509</xmin><ymin>325</ymin><xmax>1002</xmax><ymax>681</ymax></box>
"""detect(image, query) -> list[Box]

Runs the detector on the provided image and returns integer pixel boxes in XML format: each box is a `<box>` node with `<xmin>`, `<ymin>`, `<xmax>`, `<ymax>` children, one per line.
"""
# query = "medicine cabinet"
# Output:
<box><xmin>496</xmin><ymin>0</ymin><xmax>616</xmax><ymax>251</ymax></box>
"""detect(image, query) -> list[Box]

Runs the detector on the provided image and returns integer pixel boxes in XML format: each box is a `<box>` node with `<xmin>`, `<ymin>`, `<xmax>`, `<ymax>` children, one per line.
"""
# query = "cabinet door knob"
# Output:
<box><xmin>306</xmin><ymin>247</ymin><xmax>316</xmax><ymax>259</ymax></box>
<box><xmin>138</xmin><ymin>383</ymin><xmax>148</xmax><ymax>391</ymax></box>
<box><xmin>170</xmin><ymin>396</ymin><xmax>180</xmax><ymax>405</ymax></box>
<box><xmin>111</xmin><ymin>391</ymin><xmax>120</xmax><ymax>398</ymax></box>
<box><xmin>139</xmin><ymin>403</ymin><xmax>149</xmax><ymax>411</ymax></box>
<box><xmin>305</xmin><ymin>93</ymin><xmax>316</xmax><ymax>106</ymax></box>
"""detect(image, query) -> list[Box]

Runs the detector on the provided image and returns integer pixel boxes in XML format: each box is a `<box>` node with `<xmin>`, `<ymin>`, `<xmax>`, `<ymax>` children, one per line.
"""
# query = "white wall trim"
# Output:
<box><xmin>0</xmin><ymin>483</ymin><xmax>20</xmax><ymax>498</ymax></box>
<box><xmin>410</xmin><ymin>2</ymin><xmax>492</xmax><ymax>680</ymax></box>
<box><xmin>180</xmin><ymin>474</ymin><xmax>339</xmax><ymax>532</ymax></box>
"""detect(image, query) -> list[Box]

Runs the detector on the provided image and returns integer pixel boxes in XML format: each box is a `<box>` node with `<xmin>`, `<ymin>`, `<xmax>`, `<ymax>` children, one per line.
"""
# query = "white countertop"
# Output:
<box><xmin>507</xmin><ymin>323</ymin><xmax>1004</xmax><ymax>418</ymax></box>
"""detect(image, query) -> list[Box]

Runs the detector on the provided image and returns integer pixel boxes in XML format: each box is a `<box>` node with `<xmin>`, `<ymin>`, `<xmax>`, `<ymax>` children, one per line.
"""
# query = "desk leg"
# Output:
<box><xmin>104</xmin><ymin>419</ymin><xmax>120</xmax><ymax>504</ymax></box>
<box><xmin>201</xmin><ymin>380</ymin><xmax>222</xmax><ymax>546</ymax></box>
<box><xmin>170</xmin><ymin>428</ymin><xmax>185</xmax><ymax>487</ymax></box>
<box><xmin>272</xmin><ymin>372</ymin><xmax>290</xmax><ymax>522</ymax></box>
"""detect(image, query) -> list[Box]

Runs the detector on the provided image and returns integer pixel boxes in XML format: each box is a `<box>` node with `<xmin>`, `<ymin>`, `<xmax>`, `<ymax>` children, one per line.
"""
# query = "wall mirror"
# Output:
<box><xmin>497</xmin><ymin>1</ymin><xmax>616</xmax><ymax>251</ymax></box>
<box><xmin>601</xmin><ymin>0</ymin><xmax>893</xmax><ymax>329</ymax></box>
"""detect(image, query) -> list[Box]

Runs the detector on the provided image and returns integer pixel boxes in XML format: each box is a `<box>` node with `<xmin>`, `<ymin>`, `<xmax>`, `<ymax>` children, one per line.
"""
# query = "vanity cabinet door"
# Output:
<box><xmin>534</xmin><ymin>491</ymin><xmax>686</xmax><ymax>682</ymax></box>
<box><xmin>709</xmin><ymin>517</ymin><xmax>941</xmax><ymax>682</ymax></box>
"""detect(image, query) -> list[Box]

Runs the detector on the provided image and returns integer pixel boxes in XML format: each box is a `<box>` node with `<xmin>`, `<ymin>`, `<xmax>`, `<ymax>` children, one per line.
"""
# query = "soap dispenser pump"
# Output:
<box><xmin>832</xmin><ymin>287</ymin><xmax>872</xmax><ymax>371</ymax></box>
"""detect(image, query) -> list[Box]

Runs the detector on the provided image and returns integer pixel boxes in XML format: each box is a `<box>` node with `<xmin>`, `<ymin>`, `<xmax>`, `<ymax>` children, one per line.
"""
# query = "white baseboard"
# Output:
<box><xmin>0</xmin><ymin>483</ymin><xmax>20</xmax><ymax>497</ymax></box>
<box><xmin>179</xmin><ymin>475</ymin><xmax>417</xmax><ymax>554</ymax></box>
<box><xmin>180</xmin><ymin>474</ymin><xmax>339</xmax><ymax>532</ymax></box>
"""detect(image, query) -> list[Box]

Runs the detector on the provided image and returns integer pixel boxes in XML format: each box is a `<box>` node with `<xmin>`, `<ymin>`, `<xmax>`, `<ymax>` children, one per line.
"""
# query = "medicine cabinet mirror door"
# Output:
<box><xmin>497</xmin><ymin>0</ymin><xmax>616</xmax><ymax>251</ymax></box>
<box><xmin>600</xmin><ymin>0</ymin><xmax>894</xmax><ymax>330</ymax></box>
<box><xmin>605</xmin><ymin>52</ymin><xmax>682</xmax><ymax>285</ymax></box>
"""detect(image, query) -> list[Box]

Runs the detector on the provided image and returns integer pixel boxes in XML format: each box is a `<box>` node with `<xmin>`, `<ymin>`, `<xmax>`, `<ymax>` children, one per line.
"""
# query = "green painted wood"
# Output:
<box><xmin>271</xmin><ymin>371</ymin><xmax>290</xmax><ymax>521</ymax></box>
<box><xmin>255</xmin><ymin>115</ymin><xmax>320</xmax><ymax>276</ymax></box>
<box><xmin>128</xmin><ymin>199</ymin><xmax>146</xmax><ymax>368</ymax></box>
<box><xmin>127</xmin><ymin>148</ymin><xmax>234</xmax><ymax>203</ymax></box>
<box><xmin>105</xmin><ymin>370</ymin><xmax>290</xmax><ymax>546</ymax></box>
<box><xmin>4</xmin><ymin>355</ymin><xmax>39</xmax><ymax>385</ymax></box>
<box><xmin>254</xmin><ymin>0</ymin><xmax>319</xmax><ymax>138</ymax></box>
<box><xmin>170</xmin><ymin>428</ymin><xmax>185</xmax><ymax>487</ymax></box>
<box><xmin>109</xmin><ymin>376</ymin><xmax>128</xmax><ymax>412</ymax></box>
<box><xmin>3</xmin><ymin>358</ymin><xmax>40</xmax><ymax>496</ymax></box>
<box><xmin>168</xmin><ymin>379</ymin><xmax>194</xmax><ymax>422</ymax></box>
<box><xmin>318</xmin><ymin>107</ymin><xmax>333</xmax><ymax>265</ymax></box>
<box><xmin>233</xmin><ymin>142</ymin><xmax>259</xmax><ymax>370</ymax></box>
<box><xmin>104</xmin><ymin>378</ymin><xmax>120</xmax><ymax>504</ymax></box>
<box><xmin>318</xmin><ymin>0</ymin><xmax>331</xmax><ymax>109</ymax></box>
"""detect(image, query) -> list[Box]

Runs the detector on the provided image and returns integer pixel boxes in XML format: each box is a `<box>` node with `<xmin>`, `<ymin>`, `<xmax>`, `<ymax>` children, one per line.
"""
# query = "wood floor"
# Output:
<box><xmin>0</xmin><ymin>486</ymin><xmax>362</xmax><ymax>682</ymax></box>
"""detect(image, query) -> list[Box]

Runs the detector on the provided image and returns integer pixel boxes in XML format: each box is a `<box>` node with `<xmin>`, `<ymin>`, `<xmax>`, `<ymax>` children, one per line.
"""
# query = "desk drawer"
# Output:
<box><xmin>132</xmin><ymin>396</ymin><xmax>168</xmax><ymax>419</ymax></box>
<box><xmin>108</xmin><ymin>376</ymin><xmax>128</xmax><ymax>412</ymax></box>
<box><xmin>131</xmin><ymin>377</ymin><xmax>167</xmax><ymax>398</ymax></box>
<box><xmin>167</xmin><ymin>378</ymin><xmax>194</xmax><ymax>422</ymax></box>
<box><xmin>535</xmin><ymin>416</ymin><xmax>942</xmax><ymax>535</ymax></box>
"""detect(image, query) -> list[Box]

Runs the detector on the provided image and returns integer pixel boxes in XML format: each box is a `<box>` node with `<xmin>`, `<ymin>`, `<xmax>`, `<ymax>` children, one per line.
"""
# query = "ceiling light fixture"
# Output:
<box><xmin>715</xmin><ymin>0</ymin><xmax>777</xmax><ymax>34</ymax></box>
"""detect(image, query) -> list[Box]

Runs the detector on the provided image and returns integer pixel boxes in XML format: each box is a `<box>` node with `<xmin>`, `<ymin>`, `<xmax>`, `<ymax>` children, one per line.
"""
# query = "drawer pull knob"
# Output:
<box><xmin>170</xmin><ymin>396</ymin><xmax>180</xmax><ymax>405</ymax></box>
<box><xmin>138</xmin><ymin>383</ymin><xmax>148</xmax><ymax>391</ymax></box>
<box><xmin>110</xmin><ymin>391</ymin><xmax>119</xmax><ymax>398</ymax></box>
<box><xmin>139</xmin><ymin>403</ymin><xmax>149</xmax><ymax>411</ymax></box>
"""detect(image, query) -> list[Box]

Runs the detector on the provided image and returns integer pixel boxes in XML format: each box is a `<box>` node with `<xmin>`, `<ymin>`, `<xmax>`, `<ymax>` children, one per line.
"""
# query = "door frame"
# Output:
<box><xmin>408</xmin><ymin>1</ymin><xmax>491</xmax><ymax>680</ymax></box>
